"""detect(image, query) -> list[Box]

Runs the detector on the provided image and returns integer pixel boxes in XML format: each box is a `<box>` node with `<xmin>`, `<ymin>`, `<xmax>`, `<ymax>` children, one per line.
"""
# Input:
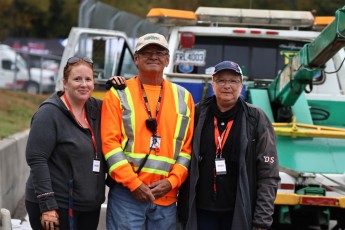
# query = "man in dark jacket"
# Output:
<box><xmin>177</xmin><ymin>60</ymin><xmax>280</xmax><ymax>230</ymax></box>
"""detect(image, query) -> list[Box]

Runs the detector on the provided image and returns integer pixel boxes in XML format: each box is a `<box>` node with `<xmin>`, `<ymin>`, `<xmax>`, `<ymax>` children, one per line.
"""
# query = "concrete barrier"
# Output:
<box><xmin>0</xmin><ymin>130</ymin><xmax>30</xmax><ymax>215</ymax></box>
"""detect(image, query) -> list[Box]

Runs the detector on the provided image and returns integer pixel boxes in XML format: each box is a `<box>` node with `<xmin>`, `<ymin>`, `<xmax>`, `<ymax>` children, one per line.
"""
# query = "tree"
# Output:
<box><xmin>0</xmin><ymin>0</ymin><xmax>343</xmax><ymax>40</ymax></box>
<box><xmin>5</xmin><ymin>0</ymin><xmax>50</xmax><ymax>37</ymax></box>
<box><xmin>0</xmin><ymin>0</ymin><xmax>79</xmax><ymax>40</ymax></box>
<box><xmin>0</xmin><ymin>0</ymin><xmax>13</xmax><ymax>39</ymax></box>
<box><xmin>299</xmin><ymin>0</ymin><xmax>344</xmax><ymax>16</ymax></box>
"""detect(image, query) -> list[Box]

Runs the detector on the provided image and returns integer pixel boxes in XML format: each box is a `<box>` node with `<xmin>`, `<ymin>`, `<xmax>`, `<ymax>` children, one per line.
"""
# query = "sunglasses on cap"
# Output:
<box><xmin>66</xmin><ymin>56</ymin><xmax>93</xmax><ymax>66</ymax></box>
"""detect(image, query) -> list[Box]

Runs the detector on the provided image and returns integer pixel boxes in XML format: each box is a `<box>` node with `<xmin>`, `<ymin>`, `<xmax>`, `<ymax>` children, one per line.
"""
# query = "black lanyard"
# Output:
<box><xmin>138</xmin><ymin>77</ymin><xmax>164</xmax><ymax>121</ymax></box>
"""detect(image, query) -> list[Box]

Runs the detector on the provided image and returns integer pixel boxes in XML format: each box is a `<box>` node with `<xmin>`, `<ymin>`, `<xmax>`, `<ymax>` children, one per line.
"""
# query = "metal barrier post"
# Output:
<box><xmin>0</xmin><ymin>208</ymin><xmax>13</xmax><ymax>230</ymax></box>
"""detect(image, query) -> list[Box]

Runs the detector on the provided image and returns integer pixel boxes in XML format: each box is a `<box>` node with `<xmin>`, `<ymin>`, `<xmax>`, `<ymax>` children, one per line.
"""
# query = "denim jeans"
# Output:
<box><xmin>106</xmin><ymin>184</ymin><xmax>176</xmax><ymax>230</ymax></box>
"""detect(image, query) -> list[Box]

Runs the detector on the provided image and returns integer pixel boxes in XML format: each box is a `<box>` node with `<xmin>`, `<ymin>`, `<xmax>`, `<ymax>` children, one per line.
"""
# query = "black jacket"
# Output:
<box><xmin>25</xmin><ymin>92</ymin><xmax>105</xmax><ymax>212</ymax></box>
<box><xmin>177</xmin><ymin>96</ymin><xmax>280</xmax><ymax>229</ymax></box>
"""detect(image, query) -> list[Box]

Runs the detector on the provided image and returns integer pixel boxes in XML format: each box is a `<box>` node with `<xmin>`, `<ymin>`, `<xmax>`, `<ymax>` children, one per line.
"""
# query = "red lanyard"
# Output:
<box><xmin>137</xmin><ymin>77</ymin><xmax>164</xmax><ymax>121</ymax></box>
<box><xmin>63</xmin><ymin>93</ymin><xmax>98</xmax><ymax>159</ymax></box>
<box><xmin>213</xmin><ymin>117</ymin><xmax>233</xmax><ymax>200</ymax></box>
<box><xmin>214</xmin><ymin>117</ymin><xmax>233</xmax><ymax>156</ymax></box>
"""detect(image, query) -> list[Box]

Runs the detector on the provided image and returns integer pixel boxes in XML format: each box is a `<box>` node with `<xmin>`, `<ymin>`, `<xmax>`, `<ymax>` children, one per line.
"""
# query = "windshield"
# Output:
<box><xmin>173</xmin><ymin>35</ymin><xmax>308</xmax><ymax>81</ymax></box>
<box><xmin>72</xmin><ymin>36</ymin><xmax>137</xmax><ymax>80</ymax></box>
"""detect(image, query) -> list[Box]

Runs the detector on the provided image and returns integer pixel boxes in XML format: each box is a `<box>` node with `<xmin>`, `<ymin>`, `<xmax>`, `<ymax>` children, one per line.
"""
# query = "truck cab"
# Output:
<box><xmin>147</xmin><ymin>8</ymin><xmax>344</xmax><ymax>105</ymax></box>
<box><xmin>0</xmin><ymin>44</ymin><xmax>58</xmax><ymax>94</ymax></box>
<box><xmin>55</xmin><ymin>27</ymin><xmax>138</xmax><ymax>98</ymax></box>
<box><xmin>0</xmin><ymin>44</ymin><xmax>30</xmax><ymax>90</ymax></box>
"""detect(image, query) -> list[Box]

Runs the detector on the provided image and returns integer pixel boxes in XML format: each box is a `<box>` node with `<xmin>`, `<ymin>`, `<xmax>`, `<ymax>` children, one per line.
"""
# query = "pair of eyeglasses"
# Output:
<box><xmin>138</xmin><ymin>50</ymin><xmax>168</xmax><ymax>58</ymax></box>
<box><xmin>214</xmin><ymin>79</ymin><xmax>242</xmax><ymax>86</ymax></box>
<box><xmin>67</xmin><ymin>56</ymin><xmax>93</xmax><ymax>65</ymax></box>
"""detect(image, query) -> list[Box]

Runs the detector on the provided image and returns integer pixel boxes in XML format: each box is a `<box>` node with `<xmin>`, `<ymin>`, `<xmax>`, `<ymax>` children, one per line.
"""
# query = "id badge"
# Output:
<box><xmin>93</xmin><ymin>159</ymin><xmax>100</xmax><ymax>174</ymax></box>
<box><xmin>150</xmin><ymin>136</ymin><xmax>161</xmax><ymax>149</ymax></box>
<box><xmin>215</xmin><ymin>158</ymin><xmax>227</xmax><ymax>175</ymax></box>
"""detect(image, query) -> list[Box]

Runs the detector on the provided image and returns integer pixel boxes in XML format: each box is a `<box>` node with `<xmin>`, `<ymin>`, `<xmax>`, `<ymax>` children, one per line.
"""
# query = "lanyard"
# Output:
<box><xmin>137</xmin><ymin>77</ymin><xmax>164</xmax><ymax>121</ymax></box>
<box><xmin>63</xmin><ymin>93</ymin><xmax>98</xmax><ymax>159</ymax></box>
<box><xmin>214</xmin><ymin>117</ymin><xmax>233</xmax><ymax>157</ymax></box>
<box><xmin>213</xmin><ymin>117</ymin><xmax>233</xmax><ymax>200</ymax></box>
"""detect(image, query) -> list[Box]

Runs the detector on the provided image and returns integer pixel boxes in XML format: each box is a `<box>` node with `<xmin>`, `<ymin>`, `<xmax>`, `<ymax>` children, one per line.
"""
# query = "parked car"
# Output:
<box><xmin>0</xmin><ymin>44</ymin><xmax>29</xmax><ymax>90</ymax></box>
<box><xmin>26</xmin><ymin>67</ymin><xmax>56</xmax><ymax>94</ymax></box>
<box><xmin>0</xmin><ymin>44</ymin><xmax>56</xmax><ymax>94</ymax></box>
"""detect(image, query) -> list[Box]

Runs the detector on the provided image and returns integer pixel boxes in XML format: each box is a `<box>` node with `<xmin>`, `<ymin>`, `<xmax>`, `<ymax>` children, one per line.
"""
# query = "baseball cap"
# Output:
<box><xmin>213</xmin><ymin>61</ymin><xmax>243</xmax><ymax>78</ymax></box>
<box><xmin>135</xmin><ymin>33</ymin><xmax>169</xmax><ymax>52</ymax></box>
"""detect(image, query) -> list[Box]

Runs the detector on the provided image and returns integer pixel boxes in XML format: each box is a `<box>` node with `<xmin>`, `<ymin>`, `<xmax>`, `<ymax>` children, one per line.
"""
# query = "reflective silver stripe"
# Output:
<box><xmin>125</xmin><ymin>152</ymin><xmax>176</xmax><ymax>173</ymax></box>
<box><xmin>106</xmin><ymin>150</ymin><xmax>127</xmax><ymax>169</ymax></box>
<box><xmin>115</xmin><ymin>88</ymin><xmax>135</xmax><ymax>152</ymax></box>
<box><xmin>173</xmin><ymin>84</ymin><xmax>191</xmax><ymax>159</ymax></box>
<box><xmin>175</xmin><ymin>154</ymin><xmax>190</xmax><ymax>169</ymax></box>
<box><xmin>175</xmin><ymin>84</ymin><xmax>187</xmax><ymax>115</ymax></box>
<box><xmin>129</xmin><ymin>157</ymin><xmax>174</xmax><ymax>173</ymax></box>
<box><xmin>174</xmin><ymin>115</ymin><xmax>191</xmax><ymax>159</ymax></box>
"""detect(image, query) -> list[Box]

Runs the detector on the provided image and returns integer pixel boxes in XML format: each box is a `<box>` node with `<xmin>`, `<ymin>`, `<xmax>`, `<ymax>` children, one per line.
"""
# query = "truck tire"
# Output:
<box><xmin>25</xmin><ymin>82</ymin><xmax>39</xmax><ymax>94</ymax></box>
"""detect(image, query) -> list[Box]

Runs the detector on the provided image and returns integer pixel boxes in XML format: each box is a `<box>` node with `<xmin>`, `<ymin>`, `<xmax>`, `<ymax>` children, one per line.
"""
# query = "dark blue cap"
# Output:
<box><xmin>213</xmin><ymin>61</ymin><xmax>243</xmax><ymax>78</ymax></box>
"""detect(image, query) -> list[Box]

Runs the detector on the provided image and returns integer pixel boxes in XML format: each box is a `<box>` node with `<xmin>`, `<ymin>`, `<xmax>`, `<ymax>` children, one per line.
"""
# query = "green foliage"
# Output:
<box><xmin>304</xmin><ymin>0</ymin><xmax>344</xmax><ymax>15</ymax></box>
<box><xmin>0</xmin><ymin>0</ymin><xmax>343</xmax><ymax>40</ymax></box>
<box><xmin>0</xmin><ymin>0</ymin><xmax>79</xmax><ymax>39</ymax></box>
<box><xmin>0</xmin><ymin>90</ymin><xmax>48</xmax><ymax>139</ymax></box>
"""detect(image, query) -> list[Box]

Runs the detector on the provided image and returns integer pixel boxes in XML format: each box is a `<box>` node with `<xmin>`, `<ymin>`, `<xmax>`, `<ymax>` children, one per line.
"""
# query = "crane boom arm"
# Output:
<box><xmin>269</xmin><ymin>6</ymin><xmax>345</xmax><ymax>106</ymax></box>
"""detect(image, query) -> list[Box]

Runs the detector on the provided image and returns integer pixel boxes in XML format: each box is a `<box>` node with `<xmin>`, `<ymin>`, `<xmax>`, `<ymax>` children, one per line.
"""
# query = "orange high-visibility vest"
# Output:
<box><xmin>101</xmin><ymin>77</ymin><xmax>195</xmax><ymax>206</ymax></box>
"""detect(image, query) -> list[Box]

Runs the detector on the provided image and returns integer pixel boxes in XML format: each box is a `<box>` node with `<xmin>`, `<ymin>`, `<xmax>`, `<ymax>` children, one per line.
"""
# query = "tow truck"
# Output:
<box><xmin>255</xmin><ymin>7</ymin><xmax>345</xmax><ymax>230</ymax></box>
<box><xmin>56</xmin><ymin>5</ymin><xmax>345</xmax><ymax>229</ymax></box>
<box><xmin>147</xmin><ymin>6</ymin><xmax>345</xmax><ymax>229</ymax></box>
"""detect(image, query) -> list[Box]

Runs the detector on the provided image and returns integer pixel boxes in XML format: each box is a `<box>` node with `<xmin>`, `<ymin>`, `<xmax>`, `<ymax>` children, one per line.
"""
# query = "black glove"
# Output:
<box><xmin>105</xmin><ymin>79</ymin><xmax>126</xmax><ymax>90</ymax></box>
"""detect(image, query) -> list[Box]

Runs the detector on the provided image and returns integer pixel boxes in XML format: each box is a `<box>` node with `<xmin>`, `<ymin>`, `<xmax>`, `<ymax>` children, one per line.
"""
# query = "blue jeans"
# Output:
<box><xmin>106</xmin><ymin>184</ymin><xmax>176</xmax><ymax>230</ymax></box>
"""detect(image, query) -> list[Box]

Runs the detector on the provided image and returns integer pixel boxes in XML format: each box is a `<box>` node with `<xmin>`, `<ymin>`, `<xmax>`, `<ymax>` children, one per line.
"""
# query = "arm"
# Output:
<box><xmin>105</xmin><ymin>76</ymin><xmax>126</xmax><ymax>90</ymax></box>
<box><xmin>26</xmin><ymin>105</ymin><xmax>59</xmax><ymax>213</ymax></box>
<box><xmin>253</xmin><ymin>111</ymin><xmax>280</xmax><ymax>229</ymax></box>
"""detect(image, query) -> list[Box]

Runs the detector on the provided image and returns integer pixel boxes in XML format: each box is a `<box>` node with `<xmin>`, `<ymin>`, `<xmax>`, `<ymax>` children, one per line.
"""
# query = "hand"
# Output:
<box><xmin>105</xmin><ymin>76</ymin><xmax>126</xmax><ymax>90</ymax></box>
<box><xmin>132</xmin><ymin>183</ymin><xmax>155</xmax><ymax>202</ymax></box>
<box><xmin>41</xmin><ymin>210</ymin><xmax>59</xmax><ymax>230</ymax></box>
<box><xmin>149</xmin><ymin>179</ymin><xmax>172</xmax><ymax>199</ymax></box>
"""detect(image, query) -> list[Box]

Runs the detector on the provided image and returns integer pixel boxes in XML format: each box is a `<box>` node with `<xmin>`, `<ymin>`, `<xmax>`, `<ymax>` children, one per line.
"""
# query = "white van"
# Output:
<box><xmin>0</xmin><ymin>44</ymin><xmax>57</xmax><ymax>93</ymax></box>
<box><xmin>0</xmin><ymin>44</ymin><xmax>29</xmax><ymax>90</ymax></box>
